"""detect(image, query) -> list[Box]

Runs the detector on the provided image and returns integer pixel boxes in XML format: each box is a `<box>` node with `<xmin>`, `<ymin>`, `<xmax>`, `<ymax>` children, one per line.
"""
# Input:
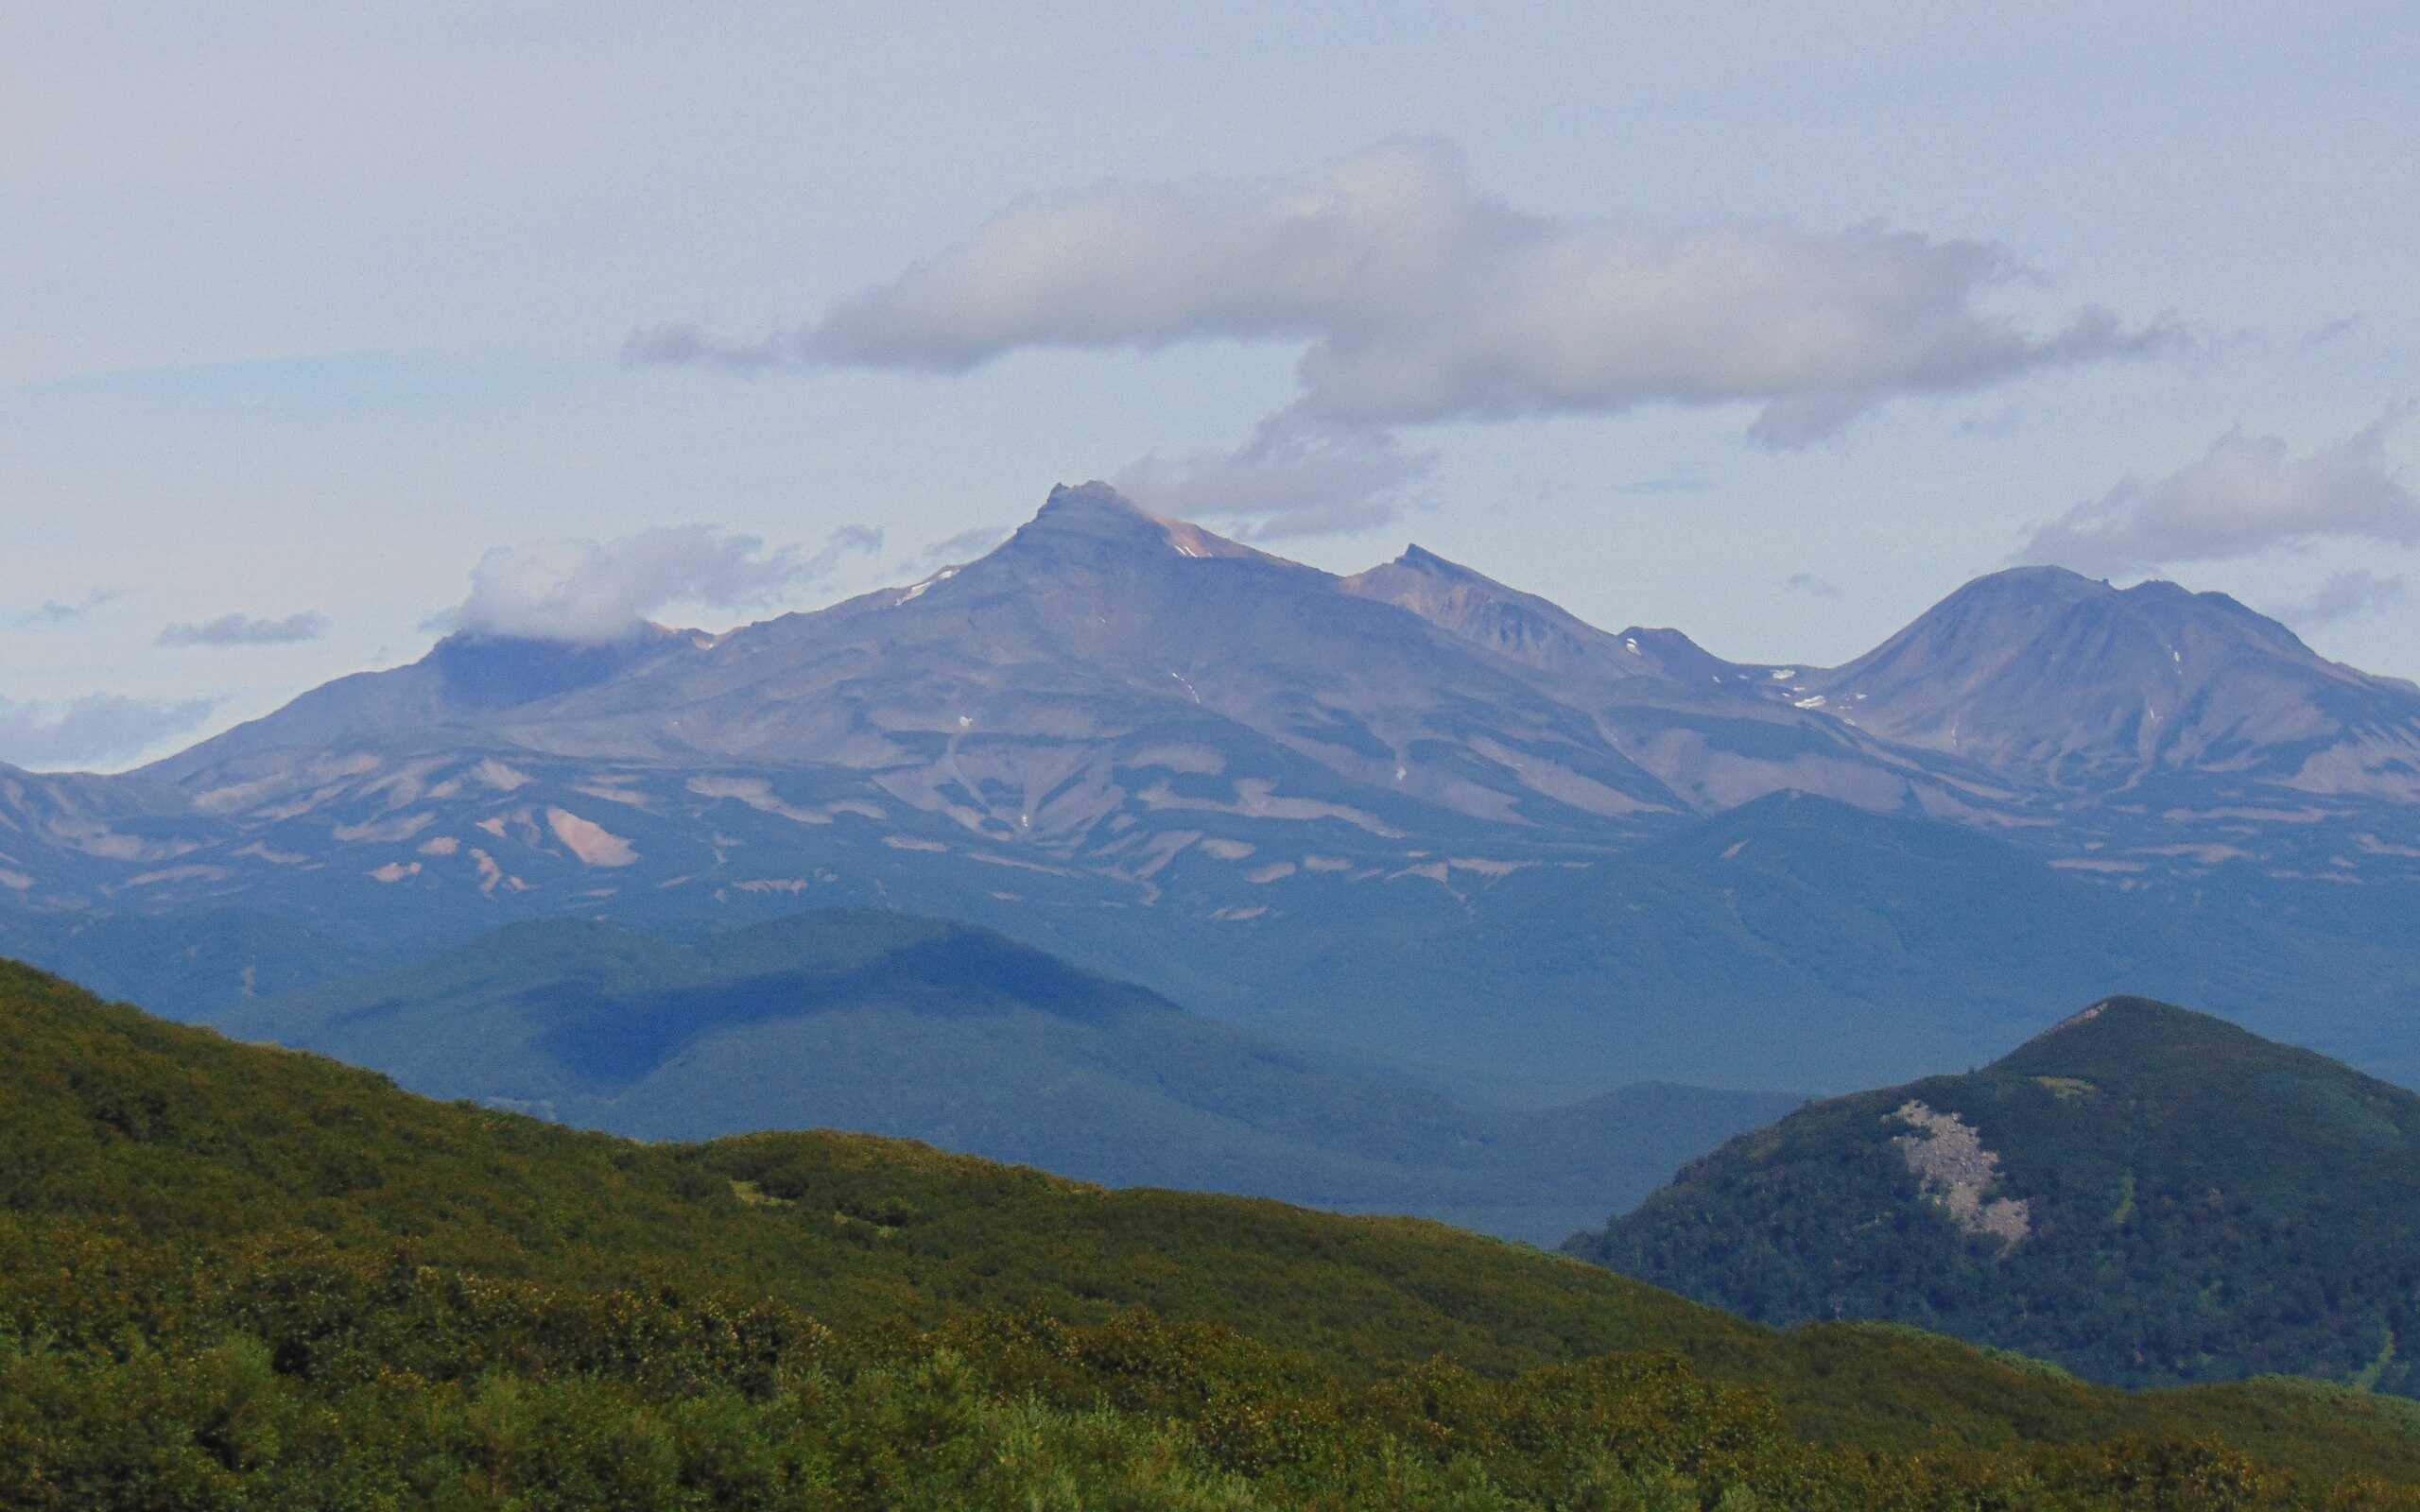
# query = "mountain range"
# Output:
<box><xmin>9</xmin><ymin>481</ymin><xmax>2420</xmax><ymax>1100</ymax></box>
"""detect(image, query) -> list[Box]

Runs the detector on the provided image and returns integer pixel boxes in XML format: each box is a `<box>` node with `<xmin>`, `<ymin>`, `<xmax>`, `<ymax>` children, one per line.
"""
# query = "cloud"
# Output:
<box><xmin>0</xmin><ymin>694</ymin><xmax>215</xmax><ymax>771</ymax></box>
<box><xmin>2014</xmin><ymin>406</ymin><xmax>2419</xmax><ymax>576</ymax></box>
<box><xmin>2299</xmin><ymin>315</ymin><xmax>2361</xmax><ymax>352</ymax></box>
<box><xmin>1113</xmin><ymin>414</ymin><xmax>1435</xmax><ymax>540</ymax></box>
<box><xmin>5</xmin><ymin>588</ymin><xmax>119</xmax><ymax>631</ymax></box>
<box><xmin>2268</xmin><ymin>570</ymin><xmax>2407</xmax><ymax>628</ymax></box>
<box><xmin>1783</xmin><ymin>572</ymin><xmax>1843</xmax><ymax>599</ymax></box>
<box><xmin>632</xmin><ymin>137</ymin><xmax>2187</xmax><ymax>449</ymax></box>
<box><xmin>441</xmin><ymin>523</ymin><xmax>883</xmax><ymax>643</ymax></box>
<box><xmin>892</xmin><ymin>524</ymin><xmax>1014</xmax><ymax>582</ymax></box>
<box><xmin>158</xmin><ymin>610</ymin><xmax>330</xmax><ymax>647</ymax></box>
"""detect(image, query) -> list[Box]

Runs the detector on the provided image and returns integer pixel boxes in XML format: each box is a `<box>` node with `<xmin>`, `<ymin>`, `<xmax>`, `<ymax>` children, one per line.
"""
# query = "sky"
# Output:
<box><xmin>5</xmin><ymin>2</ymin><xmax>2418</xmax><ymax>769</ymax></box>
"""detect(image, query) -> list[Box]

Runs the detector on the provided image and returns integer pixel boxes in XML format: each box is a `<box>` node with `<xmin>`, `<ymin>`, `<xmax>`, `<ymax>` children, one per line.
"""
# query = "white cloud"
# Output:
<box><xmin>1783</xmin><ymin>572</ymin><xmax>1843</xmax><ymax>599</ymax></box>
<box><xmin>0</xmin><ymin>694</ymin><xmax>215</xmax><ymax>771</ymax></box>
<box><xmin>444</xmin><ymin>524</ymin><xmax>883</xmax><ymax>644</ymax></box>
<box><xmin>631</xmin><ymin>137</ymin><xmax>2186</xmax><ymax>447</ymax></box>
<box><xmin>158</xmin><ymin>610</ymin><xmax>329</xmax><ymax>646</ymax></box>
<box><xmin>2015</xmin><ymin>407</ymin><xmax>2419</xmax><ymax>576</ymax></box>
<box><xmin>2268</xmin><ymin>570</ymin><xmax>2408</xmax><ymax>629</ymax></box>
<box><xmin>1113</xmin><ymin>415</ymin><xmax>1435</xmax><ymax>540</ymax></box>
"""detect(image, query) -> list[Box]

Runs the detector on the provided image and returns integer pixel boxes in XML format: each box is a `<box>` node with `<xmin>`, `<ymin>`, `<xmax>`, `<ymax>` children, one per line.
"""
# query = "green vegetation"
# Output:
<box><xmin>1569</xmin><ymin>997</ymin><xmax>2420</xmax><ymax>1398</ymax></box>
<box><xmin>12</xmin><ymin>961</ymin><xmax>2420</xmax><ymax>1506</ymax></box>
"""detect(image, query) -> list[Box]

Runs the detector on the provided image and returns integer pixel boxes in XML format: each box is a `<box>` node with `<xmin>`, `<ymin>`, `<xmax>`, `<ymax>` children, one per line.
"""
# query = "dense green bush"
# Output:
<box><xmin>9</xmin><ymin>960</ymin><xmax>2420</xmax><ymax>1506</ymax></box>
<box><xmin>1573</xmin><ymin>999</ymin><xmax>2420</xmax><ymax>1398</ymax></box>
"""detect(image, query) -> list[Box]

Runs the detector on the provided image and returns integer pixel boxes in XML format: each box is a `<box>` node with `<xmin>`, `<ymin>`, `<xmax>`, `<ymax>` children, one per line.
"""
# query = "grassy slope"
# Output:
<box><xmin>1571</xmin><ymin>997</ymin><xmax>2420</xmax><ymax>1395</ymax></box>
<box><xmin>10</xmin><ymin>958</ymin><xmax>2420</xmax><ymax>1502</ymax></box>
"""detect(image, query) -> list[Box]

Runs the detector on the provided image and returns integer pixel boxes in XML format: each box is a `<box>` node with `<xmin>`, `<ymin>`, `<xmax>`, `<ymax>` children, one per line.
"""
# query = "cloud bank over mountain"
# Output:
<box><xmin>2017</xmin><ymin>407</ymin><xmax>2420</xmax><ymax>576</ymax></box>
<box><xmin>2271</xmin><ymin>569</ymin><xmax>2409</xmax><ymax>628</ymax></box>
<box><xmin>631</xmin><ymin>138</ymin><xmax>2188</xmax><ymax>535</ymax></box>
<box><xmin>634</xmin><ymin>138</ymin><xmax>2181</xmax><ymax>441</ymax></box>
<box><xmin>441</xmin><ymin>524</ymin><xmax>882</xmax><ymax>644</ymax></box>
<box><xmin>1112</xmin><ymin>415</ymin><xmax>1436</xmax><ymax>541</ymax></box>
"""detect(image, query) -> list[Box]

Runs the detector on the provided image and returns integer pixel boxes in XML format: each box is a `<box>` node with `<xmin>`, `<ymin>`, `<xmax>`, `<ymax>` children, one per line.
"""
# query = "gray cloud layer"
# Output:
<box><xmin>2016</xmin><ymin>407</ymin><xmax>2419</xmax><ymax>576</ymax></box>
<box><xmin>891</xmin><ymin>524</ymin><xmax>1015</xmax><ymax>582</ymax></box>
<box><xmin>1113</xmin><ymin>415</ymin><xmax>1435</xmax><ymax>540</ymax></box>
<box><xmin>446</xmin><ymin>523</ymin><xmax>883</xmax><ymax>644</ymax></box>
<box><xmin>158</xmin><ymin>610</ymin><xmax>330</xmax><ymax>647</ymax></box>
<box><xmin>2270</xmin><ymin>569</ymin><xmax>2408</xmax><ymax>629</ymax></box>
<box><xmin>632</xmin><ymin>137</ymin><xmax>2185</xmax><ymax>450</ymax></box>
<box><xmin>5</xmin><ymin>589</ymin><xmax>119</xmax><ymax>631</ymax></box>
<box><xmin>0</xmin><ymin>694</ymin><xmax>215</xmax><ymax>771</ymax></box>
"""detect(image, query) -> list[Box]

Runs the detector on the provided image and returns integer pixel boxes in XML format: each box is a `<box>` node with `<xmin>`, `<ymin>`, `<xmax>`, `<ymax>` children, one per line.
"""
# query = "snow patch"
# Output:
<box><xmin>472</xmin><ymin>759</ymin><xmax>532</xmax><ymax>792</ymax></box>
<box><xmin>545</xmin><ymin>807</ymin><xmax>638</xmax><ymax>867</ymax></box>
<box><xmin>470</xmin><ymin>847</ymin><xmax>527</xmax><ymax>894</ymax></box>
<box><xmin>893</xmin><ymin>567</ymin><xmax>958</xmax><ymax>606</ymax></box>
<box><xmin>333</xmin><ymin>812</ymin><xmax>436</xmax><ymax>844</ymax></box>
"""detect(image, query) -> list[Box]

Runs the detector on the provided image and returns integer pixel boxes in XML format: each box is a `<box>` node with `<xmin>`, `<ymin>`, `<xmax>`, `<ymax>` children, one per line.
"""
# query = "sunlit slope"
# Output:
<box><xmin>12</xmin><ymin>960</ymin><xmax>2420</xmax><ymax>1505</ymax></box>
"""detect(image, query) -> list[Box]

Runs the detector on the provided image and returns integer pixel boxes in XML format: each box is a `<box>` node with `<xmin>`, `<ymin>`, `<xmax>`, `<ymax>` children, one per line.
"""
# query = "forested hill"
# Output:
<box><xmin>1569</xmin><ymin>996</ymin><xmax>2420</xmax><ymax>1395</ymax></box>
<box><xmin>12</xmin><ymin>960</ymin><xmax>2420</xmax><ymax>1507</ymax></box>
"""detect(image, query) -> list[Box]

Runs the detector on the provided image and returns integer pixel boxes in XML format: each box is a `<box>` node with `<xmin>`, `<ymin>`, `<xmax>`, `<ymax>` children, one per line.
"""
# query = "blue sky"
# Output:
<box><xmin>5</xmin><ymin>2</ymin><xmax>2416</xmax><ymax>768</ymax></box>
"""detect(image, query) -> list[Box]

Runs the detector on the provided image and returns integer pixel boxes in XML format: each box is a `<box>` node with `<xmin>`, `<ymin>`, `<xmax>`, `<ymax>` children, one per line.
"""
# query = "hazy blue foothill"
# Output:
<box><xmin>206</xmin><ymin>908</ymin><xmax>1802</xmax><ymax>1246</ymax></box>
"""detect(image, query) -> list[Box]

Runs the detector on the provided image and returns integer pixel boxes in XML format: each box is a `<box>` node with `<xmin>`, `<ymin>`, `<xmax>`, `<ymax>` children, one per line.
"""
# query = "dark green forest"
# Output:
<box><xmin>12</xmin><ymin>961</ymin><xmax>2420</xmax><ymax>1507</ymax></box>
<box><xmin>1572</xmin><ymin>998</ymin><xmax>2420</xmax><ymax>1396</ymax></box>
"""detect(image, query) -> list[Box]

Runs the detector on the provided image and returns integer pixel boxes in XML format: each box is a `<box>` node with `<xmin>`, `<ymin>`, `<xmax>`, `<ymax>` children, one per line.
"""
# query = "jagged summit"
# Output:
<box><xmin>992</xmin><ymin>481</ymin><xmax>1277</xmax><ymax>571</ymax></box>
<box><xmin>1390</xmin><ymin>542</ymin><xmax>1488</xmax><ymax>578</ymax></box>
<box><xmin>1035</xmin><ymin>479</ymin><xmax>1150</xmax><ymax>522</ymax></box>
<box><xmin>1001</xmin><ymin>480</ymin><xmax>1167</xmax><ymax>551</ymax></box>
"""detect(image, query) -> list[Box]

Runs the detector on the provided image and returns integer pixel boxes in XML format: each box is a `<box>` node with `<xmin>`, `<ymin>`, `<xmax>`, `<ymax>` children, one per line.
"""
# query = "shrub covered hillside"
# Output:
<box><xmin>1570</xmin><ymin>997</ymin><xmax>2420</xmax><ymax>1397</ymax></box>
<box><xmin>9</xmin><ymin>961</ymin><xmax>2420</xmax><ymax>1509</ymax></box>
